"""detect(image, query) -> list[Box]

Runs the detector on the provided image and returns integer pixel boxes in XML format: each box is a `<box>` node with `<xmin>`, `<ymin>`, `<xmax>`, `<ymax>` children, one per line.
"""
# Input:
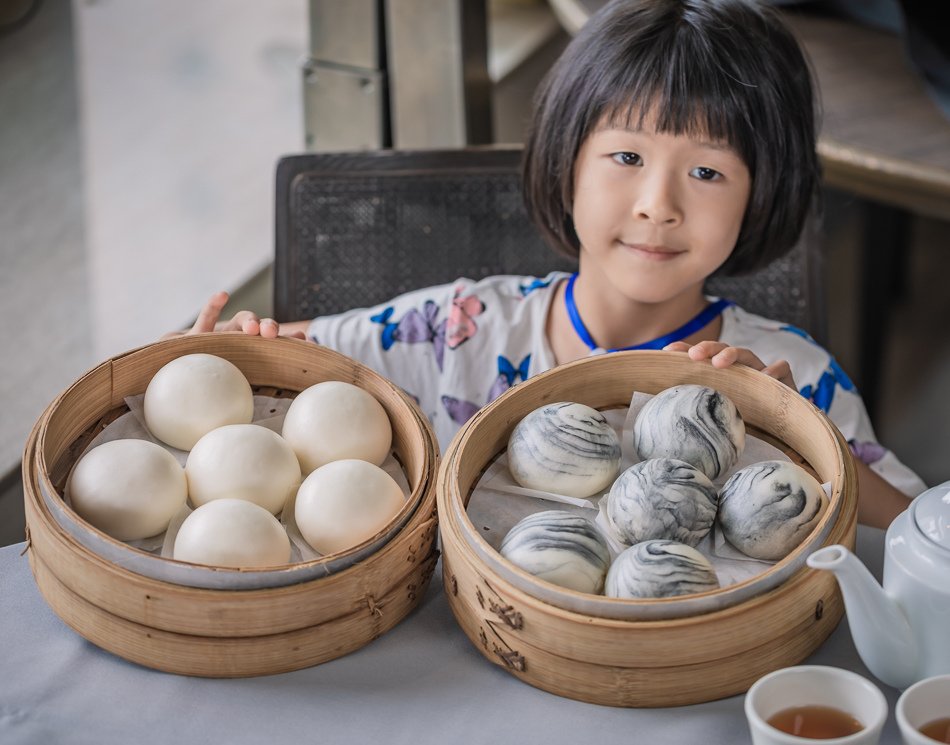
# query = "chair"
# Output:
<box><xmin>274</xmin><ymin>147</ymin><xmax>827</xmax><ymax>345</ymax></box>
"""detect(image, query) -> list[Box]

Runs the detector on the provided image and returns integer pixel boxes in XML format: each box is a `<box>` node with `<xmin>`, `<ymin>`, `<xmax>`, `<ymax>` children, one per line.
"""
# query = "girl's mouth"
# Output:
<box><xmin>620</xmin><ymin>242</ymin><xmax>683</xmax><ymax>260</ymax></box>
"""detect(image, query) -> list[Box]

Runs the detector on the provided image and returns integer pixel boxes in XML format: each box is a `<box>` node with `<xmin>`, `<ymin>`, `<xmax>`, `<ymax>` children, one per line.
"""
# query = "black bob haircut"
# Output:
<box><xmin>522</xmin><ymin>0</ymin><xmax>822</xmax><ymax>276</ymax></box>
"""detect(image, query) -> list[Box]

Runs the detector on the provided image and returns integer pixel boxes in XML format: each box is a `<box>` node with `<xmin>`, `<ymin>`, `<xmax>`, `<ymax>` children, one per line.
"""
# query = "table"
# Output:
<box><xmin>0</xmin><ymin>526</ymin><xmax>906</xmax><ymax>745</ymax></box>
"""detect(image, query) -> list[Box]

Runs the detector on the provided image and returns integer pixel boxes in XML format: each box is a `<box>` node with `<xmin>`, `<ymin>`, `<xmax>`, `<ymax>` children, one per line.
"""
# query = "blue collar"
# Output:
<box><xmin>564</xmin><ymin>273</ymin><xmax>733</xmax><ymax>353</ymax></box>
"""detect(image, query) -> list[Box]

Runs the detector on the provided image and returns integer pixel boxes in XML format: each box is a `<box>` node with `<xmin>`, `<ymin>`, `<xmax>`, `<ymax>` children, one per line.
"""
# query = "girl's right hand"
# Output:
<box><xmin>162</xmin><ymin>291</ymin><xmax>306</xmax><ymax>340</ymax></box>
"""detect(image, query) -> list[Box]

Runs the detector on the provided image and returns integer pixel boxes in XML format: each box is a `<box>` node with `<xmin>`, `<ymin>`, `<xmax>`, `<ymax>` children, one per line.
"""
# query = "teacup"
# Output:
<box><xmin>745</xmin><ymin>666</ymin><xmax>888</xmax><ymax>745</ymax></box>
<box><xmin>896</xmin><ymin>674</ymin><xmax>950</xmax><ymax>744</ymax></box>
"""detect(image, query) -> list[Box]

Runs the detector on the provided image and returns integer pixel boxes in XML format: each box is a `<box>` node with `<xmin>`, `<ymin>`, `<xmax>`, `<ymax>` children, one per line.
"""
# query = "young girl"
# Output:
<box><xmin>175</xmin><ymin>0</ymin><xmax>925</xmax><ymax>528</ymax></box>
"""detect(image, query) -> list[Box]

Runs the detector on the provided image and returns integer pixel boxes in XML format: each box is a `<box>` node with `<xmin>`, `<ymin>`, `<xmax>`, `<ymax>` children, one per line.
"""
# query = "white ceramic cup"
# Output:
<box><xmin>745</xmin><ymin>666</ymin><xmax>888</xmax><ymax>745</ymax></box>
<box><xmin>896</xmin><ymin>674</ymin><xmax>950</xmax><ymax>744</ymax></box>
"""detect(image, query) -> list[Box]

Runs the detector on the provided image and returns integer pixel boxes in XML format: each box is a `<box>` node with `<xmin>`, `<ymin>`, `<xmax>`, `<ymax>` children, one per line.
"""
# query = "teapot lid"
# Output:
<box><xmin>912</xmin><ymin>481</ymin><xmax>950</xmax><ymax>548</ymax></box>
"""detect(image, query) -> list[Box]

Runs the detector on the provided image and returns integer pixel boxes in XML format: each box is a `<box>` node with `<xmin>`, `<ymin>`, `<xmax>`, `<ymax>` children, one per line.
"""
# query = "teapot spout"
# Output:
<box><xmin>807</xmin><ymin>544</ymin><xmax>918</xmax><ymax>689</ymax></box>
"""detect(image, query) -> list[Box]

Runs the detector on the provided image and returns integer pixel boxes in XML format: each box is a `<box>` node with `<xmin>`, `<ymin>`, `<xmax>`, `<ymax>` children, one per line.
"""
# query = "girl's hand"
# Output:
<box><xmin>663</xmin><ymin>340</ymin><xmax>796</xmax><ymax>390</ymax></box>
<box><xmin>162</xmin><ymin>291</ymin><xmax>307</xmax><ymax>340</ymax></box>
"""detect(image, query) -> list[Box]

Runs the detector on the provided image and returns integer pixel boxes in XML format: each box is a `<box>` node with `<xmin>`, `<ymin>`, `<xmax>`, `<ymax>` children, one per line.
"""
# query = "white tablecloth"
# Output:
<box><xmin>0</xmin><ymin>527</ymin><xmax>905</xmax><ymax>745</ymax></box>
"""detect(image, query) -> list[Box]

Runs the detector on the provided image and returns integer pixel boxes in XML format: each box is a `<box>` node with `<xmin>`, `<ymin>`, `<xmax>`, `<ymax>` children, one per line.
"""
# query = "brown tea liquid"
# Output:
<box><xmin>766</xmin><ymin>705</ymin><xmax>863</xmax><ymax>739</ymax></box>
<box><xmin>919</xmin><ymin>717</ymin><xmax>950</xmax><ymax>743</ymax></box>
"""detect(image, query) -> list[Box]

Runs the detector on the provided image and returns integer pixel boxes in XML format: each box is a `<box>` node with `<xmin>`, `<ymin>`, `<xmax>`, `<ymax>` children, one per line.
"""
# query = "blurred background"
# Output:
<box><xmin>1</xmin><ymin>0</ymin><xmax>948</xmax><ymax>545</ymax></box>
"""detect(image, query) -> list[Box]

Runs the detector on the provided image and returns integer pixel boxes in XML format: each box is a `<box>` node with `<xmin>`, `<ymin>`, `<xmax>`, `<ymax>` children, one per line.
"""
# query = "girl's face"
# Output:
<box><xmin>571</xmin><ymin>115</ymin><xmax>751</xmax><ymax>306</ymax></box>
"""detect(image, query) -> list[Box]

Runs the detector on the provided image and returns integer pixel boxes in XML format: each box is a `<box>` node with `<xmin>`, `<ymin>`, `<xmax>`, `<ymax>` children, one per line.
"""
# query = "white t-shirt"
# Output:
<box><xmin>309</xmin><ymin>272</ymin><xmax>925</xmax><ymax>497</ymax></box>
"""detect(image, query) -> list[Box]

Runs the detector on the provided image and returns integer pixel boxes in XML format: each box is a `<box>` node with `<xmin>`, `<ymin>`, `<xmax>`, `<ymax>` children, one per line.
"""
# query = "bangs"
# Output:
<box><xmin>592</xmin><ymin>27</ymin><xmax>758</xmax><ymax>171</ymax></box>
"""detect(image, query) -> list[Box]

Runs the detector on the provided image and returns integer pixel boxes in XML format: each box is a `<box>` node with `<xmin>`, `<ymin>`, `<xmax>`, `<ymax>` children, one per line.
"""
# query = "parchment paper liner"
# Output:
<box><xmin>41</xmin><ymin>394</ymin><xmax>412</xmax><ymax>590</ymax></box>
<box><xmin>461</xmin><ymin>390</ymin><xmax>836</xmax><ymax>620</ymax></box>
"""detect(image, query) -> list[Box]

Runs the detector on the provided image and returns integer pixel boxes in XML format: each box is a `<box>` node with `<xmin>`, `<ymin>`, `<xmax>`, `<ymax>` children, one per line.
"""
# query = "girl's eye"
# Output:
<box><xmin>611</xmin><ymin>152</ymin><xmax>642</xmax><ymax>166</ymax></box>
<box><xmin>691</xmin><ymin>166</ymin><xmax>721</xmax><ymax>181</ymax></box>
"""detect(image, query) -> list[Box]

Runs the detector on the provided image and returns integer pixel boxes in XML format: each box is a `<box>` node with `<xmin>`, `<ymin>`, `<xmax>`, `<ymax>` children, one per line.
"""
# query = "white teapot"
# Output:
<box><xmin>806</xmin><ymin>480</ymin><xmax>950</xmax><ymax>690</ymax></box>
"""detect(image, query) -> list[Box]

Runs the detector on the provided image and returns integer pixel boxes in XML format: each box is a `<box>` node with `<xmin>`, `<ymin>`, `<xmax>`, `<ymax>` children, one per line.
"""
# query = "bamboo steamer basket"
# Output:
<box><xmin>437</xmin><ymin>350</ymin><xmax>857</xmax><ymax>707</ymax></box>
<box><xmin>22</xmin><ymin>333</ymin><xmax>439</xmax><ymax>677</ymax></box>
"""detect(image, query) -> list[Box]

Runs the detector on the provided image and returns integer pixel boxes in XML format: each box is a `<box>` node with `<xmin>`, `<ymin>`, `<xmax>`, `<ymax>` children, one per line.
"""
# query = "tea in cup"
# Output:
<box><xmin>745</xmin><ymin>666</ymin><xmax>887</xmax><ymax>744</ymax></box>
<box><xmin>896</xmin><ymin>674</ymin><xmax>950</xmax><ymax>744</ymax></box>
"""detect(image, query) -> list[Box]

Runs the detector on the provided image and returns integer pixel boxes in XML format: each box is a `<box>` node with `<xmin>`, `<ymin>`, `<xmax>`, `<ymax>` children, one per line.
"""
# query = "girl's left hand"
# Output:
<box><xmin>663</xmin><ymin>341</ymin><xmax>796</xmax><ymax>390</ymax></box>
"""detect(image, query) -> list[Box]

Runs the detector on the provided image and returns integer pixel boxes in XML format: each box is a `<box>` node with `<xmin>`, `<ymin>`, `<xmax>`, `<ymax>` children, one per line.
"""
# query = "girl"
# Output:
<box><xmin>176</xmin><ymin>0</ymin><xmax>925</xmax><ymax>527</ymax></box>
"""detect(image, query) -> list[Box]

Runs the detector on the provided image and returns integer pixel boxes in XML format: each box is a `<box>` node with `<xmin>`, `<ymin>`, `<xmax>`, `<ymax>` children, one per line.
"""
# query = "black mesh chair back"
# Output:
<box><xmin>275</xmin><ymin>147</ymin><xmax>827</xmax><ymax>345</ymax></box>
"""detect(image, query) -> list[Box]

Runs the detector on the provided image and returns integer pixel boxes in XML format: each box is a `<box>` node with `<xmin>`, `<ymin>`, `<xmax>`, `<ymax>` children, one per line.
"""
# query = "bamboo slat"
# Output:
<box><xmin>29</xmin><ymin>549</ymin><xmax>438</xmax><ymax>677</ymax></box>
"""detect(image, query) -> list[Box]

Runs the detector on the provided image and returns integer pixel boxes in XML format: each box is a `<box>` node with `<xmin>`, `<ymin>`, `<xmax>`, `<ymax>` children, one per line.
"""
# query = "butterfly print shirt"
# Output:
<box><xmin>308</xmin><ymin>273</ymin><xmax>925</xmax><ymax>498</ymax></box>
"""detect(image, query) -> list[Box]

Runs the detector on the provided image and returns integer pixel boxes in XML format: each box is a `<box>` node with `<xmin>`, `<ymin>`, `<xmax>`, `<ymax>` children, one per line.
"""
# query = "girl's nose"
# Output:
<box><xmin>631</xmin><ymin>174</ymin><xmax>682</xmax><ymax>225</ymax></box>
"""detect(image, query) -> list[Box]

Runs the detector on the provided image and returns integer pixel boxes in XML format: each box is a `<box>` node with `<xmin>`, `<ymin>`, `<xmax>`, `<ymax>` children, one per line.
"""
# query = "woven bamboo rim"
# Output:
<box><xmin>437</xmin><ymin>350</ymin><xmax>857</xmax><ymax>706</ymax></box>
<box><xmin>22</xmin><ymin>334</ymin><xmax>440</xmax><ymax>676</ymax></box>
